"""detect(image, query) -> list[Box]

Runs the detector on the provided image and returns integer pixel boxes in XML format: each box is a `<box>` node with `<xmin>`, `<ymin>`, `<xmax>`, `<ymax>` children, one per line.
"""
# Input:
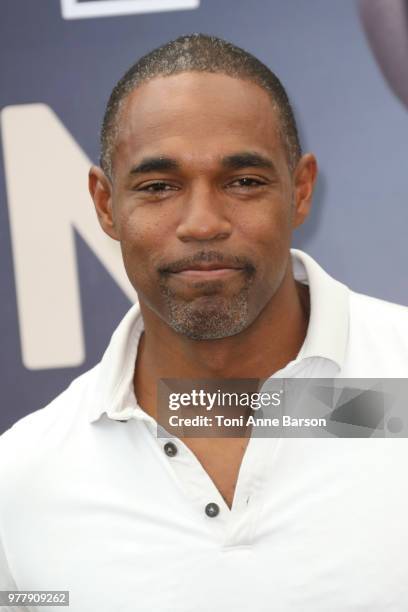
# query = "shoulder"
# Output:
<box><xmin>344</xmin><ymin>289</ymin><xmax>408</xmax><ymax>375</ymax></box>
<box><xmin>0</xmin><ymin>365</ymin><xmax>98</xmax><ymax>487</ymax></box>
<box><xmin>350</xmin><ymin>289</ymin><xmax>408</xmax><ymax>329</ymax></box>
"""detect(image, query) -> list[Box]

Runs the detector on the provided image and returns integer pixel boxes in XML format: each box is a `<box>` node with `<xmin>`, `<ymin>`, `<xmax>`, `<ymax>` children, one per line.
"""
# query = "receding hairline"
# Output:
<box><xmin>99</xmin><ymin>34</ymin><xmax>302</xmax><ymax>179</ymax></box>
<box><xmin>111</xmin><ymin>69</ymin><xmax>285</xmax><ymax>163</ymax></box>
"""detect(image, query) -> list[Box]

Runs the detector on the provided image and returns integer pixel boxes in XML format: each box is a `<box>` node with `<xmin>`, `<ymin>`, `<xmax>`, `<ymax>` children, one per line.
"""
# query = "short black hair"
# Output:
<box><xmin>100</xmin><ymin>33</ymin><xmax>302</xmax><ymax>179</ymax></box>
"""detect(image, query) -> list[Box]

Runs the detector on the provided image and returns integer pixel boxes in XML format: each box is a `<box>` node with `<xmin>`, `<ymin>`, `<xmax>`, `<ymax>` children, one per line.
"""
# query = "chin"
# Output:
<box><xmin>167</xmin><ymin>305</ymin><xmax>252</xmax><ymax>340</ymax></box>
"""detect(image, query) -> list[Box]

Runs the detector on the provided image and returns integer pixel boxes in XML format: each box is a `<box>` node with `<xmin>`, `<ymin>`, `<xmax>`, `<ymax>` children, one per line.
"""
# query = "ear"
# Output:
<box><xmin>291</xmin><ymin>153</ymin><xmax>318</xmax><ymax>229</ymax></box>
<box><xmin>88</xmin><ymin>166</ymin><xmax>119</xmax><ymax>241</ymax></box>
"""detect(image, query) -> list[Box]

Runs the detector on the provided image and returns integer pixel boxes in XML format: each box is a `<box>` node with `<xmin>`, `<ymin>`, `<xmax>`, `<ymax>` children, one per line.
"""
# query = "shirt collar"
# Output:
<box><xmin>88</xmin><ymin>249</ymin><xmax>349</xmax><ymax>424</ymax></box>
<box><xmin>291</xmin><ymin>248</ymin><xmax>349</xmax><ymax>367</ymax></box>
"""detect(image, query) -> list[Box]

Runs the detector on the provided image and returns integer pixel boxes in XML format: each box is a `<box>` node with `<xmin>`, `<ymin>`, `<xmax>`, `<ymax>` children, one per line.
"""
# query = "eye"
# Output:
<box><xmin>139</xmin><ymin>181</ymin><xmax>176</xmax><ymax>192</ymax></box>
<box><xmin>227</xmin><ymin>177</ymin><xmax>267</xmax><ymax>189</ymax></box>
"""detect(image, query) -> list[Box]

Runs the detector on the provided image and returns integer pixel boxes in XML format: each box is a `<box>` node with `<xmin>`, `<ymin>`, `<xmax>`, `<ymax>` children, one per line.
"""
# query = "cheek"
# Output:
<box><xmin>116</xmin><ymin>211</ymin><xmax>165</xmax><ymax>287</ymax></box>
<box><xmin>238</xmin><ymin>202</ymin><xmax>293</xmax><ymax>253</ymax></box>
<box><xmin>117</xmin><ymin>205</ymin><xmax>165</xmax><ymax>254</ymax></box>
<box><xmin>235</xmin><ymin>203</ymin><xmax>293</xmax><ymax>298</ymax></box>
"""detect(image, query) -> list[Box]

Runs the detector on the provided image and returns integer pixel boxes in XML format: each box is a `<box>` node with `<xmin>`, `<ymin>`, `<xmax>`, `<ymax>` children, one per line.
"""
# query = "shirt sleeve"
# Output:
<box><xmin>0</xmin><ymin>532</ymin><xmax>16</xmax><ymax>588</ymax></box>
<box><xmin>0</xmin><ymin>530</ymin><xmax>18</xmax><ymax>612</ymax></box>
<box><xmin>0</xmin><ymin>432</ymin><xmax>19</xmax><ymax>611</ymax></box>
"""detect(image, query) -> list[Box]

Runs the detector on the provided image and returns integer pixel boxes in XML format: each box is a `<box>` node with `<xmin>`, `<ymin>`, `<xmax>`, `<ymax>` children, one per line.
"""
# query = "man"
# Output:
<box><xmin>1</xmin><ymin>34</ymin><xmax>407</xmax><ymax>612</ymax></box>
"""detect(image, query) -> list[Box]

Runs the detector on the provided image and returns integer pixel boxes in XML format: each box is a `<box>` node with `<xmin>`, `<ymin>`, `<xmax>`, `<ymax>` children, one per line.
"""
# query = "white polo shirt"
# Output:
<box><xmin>1</xmin><ymin>249</ymin><xmax>408</xmax><ymax>612</ymax></box>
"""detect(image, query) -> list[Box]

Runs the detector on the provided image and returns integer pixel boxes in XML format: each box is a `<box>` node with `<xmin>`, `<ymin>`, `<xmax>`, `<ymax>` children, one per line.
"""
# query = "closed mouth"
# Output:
<box><xmin>171</xmin><ymin>267</ymin><xmax>243</xmax><ymax>278</ymax></box>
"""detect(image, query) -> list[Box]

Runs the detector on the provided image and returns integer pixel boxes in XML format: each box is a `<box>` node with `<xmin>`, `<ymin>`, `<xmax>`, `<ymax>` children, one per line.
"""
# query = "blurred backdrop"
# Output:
<box><xmin>1</xmin><ymin>0</ymin><xmax>407</xmax><ymax>433</ymax></box>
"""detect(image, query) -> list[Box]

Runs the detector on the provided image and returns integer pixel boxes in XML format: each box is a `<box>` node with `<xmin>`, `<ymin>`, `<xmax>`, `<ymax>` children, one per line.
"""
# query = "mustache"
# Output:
<box><xmin>158</xmin><ymin>250</ymin><xmax>256</xmax><ymax>275</ymax></box>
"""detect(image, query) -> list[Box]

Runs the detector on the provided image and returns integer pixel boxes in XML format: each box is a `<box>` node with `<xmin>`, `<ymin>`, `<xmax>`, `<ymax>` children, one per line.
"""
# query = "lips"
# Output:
<box><xmin>171</xmin><ymin>267</ymin><xmax>243</xmax><ymax>279</ymax></box>
<box><xmin>169</xmin><ymin>261</ymin><xmax>242</xmax><ymax>274</ymax></box>
<box><xmin>167</xmin><ymin>262</ymin><xmax>244</xmax><ymax>282</ymax></box>
<box><xmin>173</xmin><ymin>263</ymin><xmax>243</xmax><ymax>273</ymax></box>
<box><xmin>160</xmin><ymin>253</ymin><xmax>254</xmax><ymax>281</ymax></box>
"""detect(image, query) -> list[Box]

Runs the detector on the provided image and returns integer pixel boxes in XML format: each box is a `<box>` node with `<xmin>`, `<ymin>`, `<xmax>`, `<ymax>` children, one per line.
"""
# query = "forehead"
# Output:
<box><xmin>113</xmin><ymin>72</ymin><xmax>285</xmax><ymax>174</ymax></box>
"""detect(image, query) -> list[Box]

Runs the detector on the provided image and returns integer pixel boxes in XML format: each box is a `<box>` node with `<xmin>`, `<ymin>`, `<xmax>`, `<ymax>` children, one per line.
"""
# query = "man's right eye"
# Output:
<box><xmin>137</xmin><ymin>182</ymin><xmax>176</xmax><ymax>192</ymax></box>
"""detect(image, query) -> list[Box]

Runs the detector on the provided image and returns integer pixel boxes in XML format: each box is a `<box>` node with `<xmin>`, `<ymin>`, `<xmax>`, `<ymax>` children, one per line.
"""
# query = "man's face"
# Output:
<box><xmin>91</xmin><ymin>72</ymin><xmax>316</xmax><ymax>340</ymax></box>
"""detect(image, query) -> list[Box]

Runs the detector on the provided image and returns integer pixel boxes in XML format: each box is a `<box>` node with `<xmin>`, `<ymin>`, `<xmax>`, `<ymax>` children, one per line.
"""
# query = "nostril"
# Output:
<box><xmin>176</xmin><ymin>228</ymin><xmax>231</xmax><ymax>242</ymax></box>
<box><xmin>176</xmin><ymin>214</ymin><xmax>232</xmax><ymax>242</ymax></box>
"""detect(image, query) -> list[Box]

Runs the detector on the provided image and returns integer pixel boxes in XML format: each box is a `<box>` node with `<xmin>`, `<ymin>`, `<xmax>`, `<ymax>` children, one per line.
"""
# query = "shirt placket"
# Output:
<box><xmin>121</xmin><ymin>357</ymin><xmax>335</xmax><ymax>550</ymax></box>
<box><xmin>143</xmin><ymin>416</ymin><xmax>280</xmax><ymax>548</ymax></box>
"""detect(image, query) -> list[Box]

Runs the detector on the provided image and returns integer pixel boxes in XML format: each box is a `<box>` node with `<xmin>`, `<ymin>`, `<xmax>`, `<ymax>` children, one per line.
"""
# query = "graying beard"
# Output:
<box><xmin>159</xmin><ymin>285</ymin><xmax>251</xmax><ymax>340</ymax></box>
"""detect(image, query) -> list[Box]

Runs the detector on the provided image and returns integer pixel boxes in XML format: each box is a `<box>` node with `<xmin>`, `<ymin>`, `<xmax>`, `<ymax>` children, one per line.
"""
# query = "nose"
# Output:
<box><xmin>176</xmin><ymin>183</ymin><xmax>232</xmax><ymax>243</ymax></box>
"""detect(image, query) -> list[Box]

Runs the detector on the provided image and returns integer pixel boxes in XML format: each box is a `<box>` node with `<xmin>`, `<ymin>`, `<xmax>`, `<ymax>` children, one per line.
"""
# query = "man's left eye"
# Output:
<box><xmin>228</xmin><ymin>177</ymin><xmax>266</xmax><ymax>188</ymax></box>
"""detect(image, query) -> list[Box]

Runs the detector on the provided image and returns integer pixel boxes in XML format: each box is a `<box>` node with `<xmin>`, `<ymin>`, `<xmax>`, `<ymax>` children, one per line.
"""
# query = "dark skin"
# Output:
<box><xmin>89</xmin><ymin>72</ymin><xmax>317</xmax><ymax>508</ymax></box>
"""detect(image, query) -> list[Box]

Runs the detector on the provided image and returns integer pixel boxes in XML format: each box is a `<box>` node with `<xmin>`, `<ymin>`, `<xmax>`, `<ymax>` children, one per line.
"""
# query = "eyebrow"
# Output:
<box><xmin>128</xmin><ymin>151</ymin><xmax>276</xmax><ymax>176</ymax></box>
<box><xmin>221</xmin><ymin>151</ymin><xmax>276</xmax><ymax>171</ymax></box>
<box><xmin>129</xmin><ymin>156</ymin><xmax>180</xmax><ymax>175</ymax></box>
